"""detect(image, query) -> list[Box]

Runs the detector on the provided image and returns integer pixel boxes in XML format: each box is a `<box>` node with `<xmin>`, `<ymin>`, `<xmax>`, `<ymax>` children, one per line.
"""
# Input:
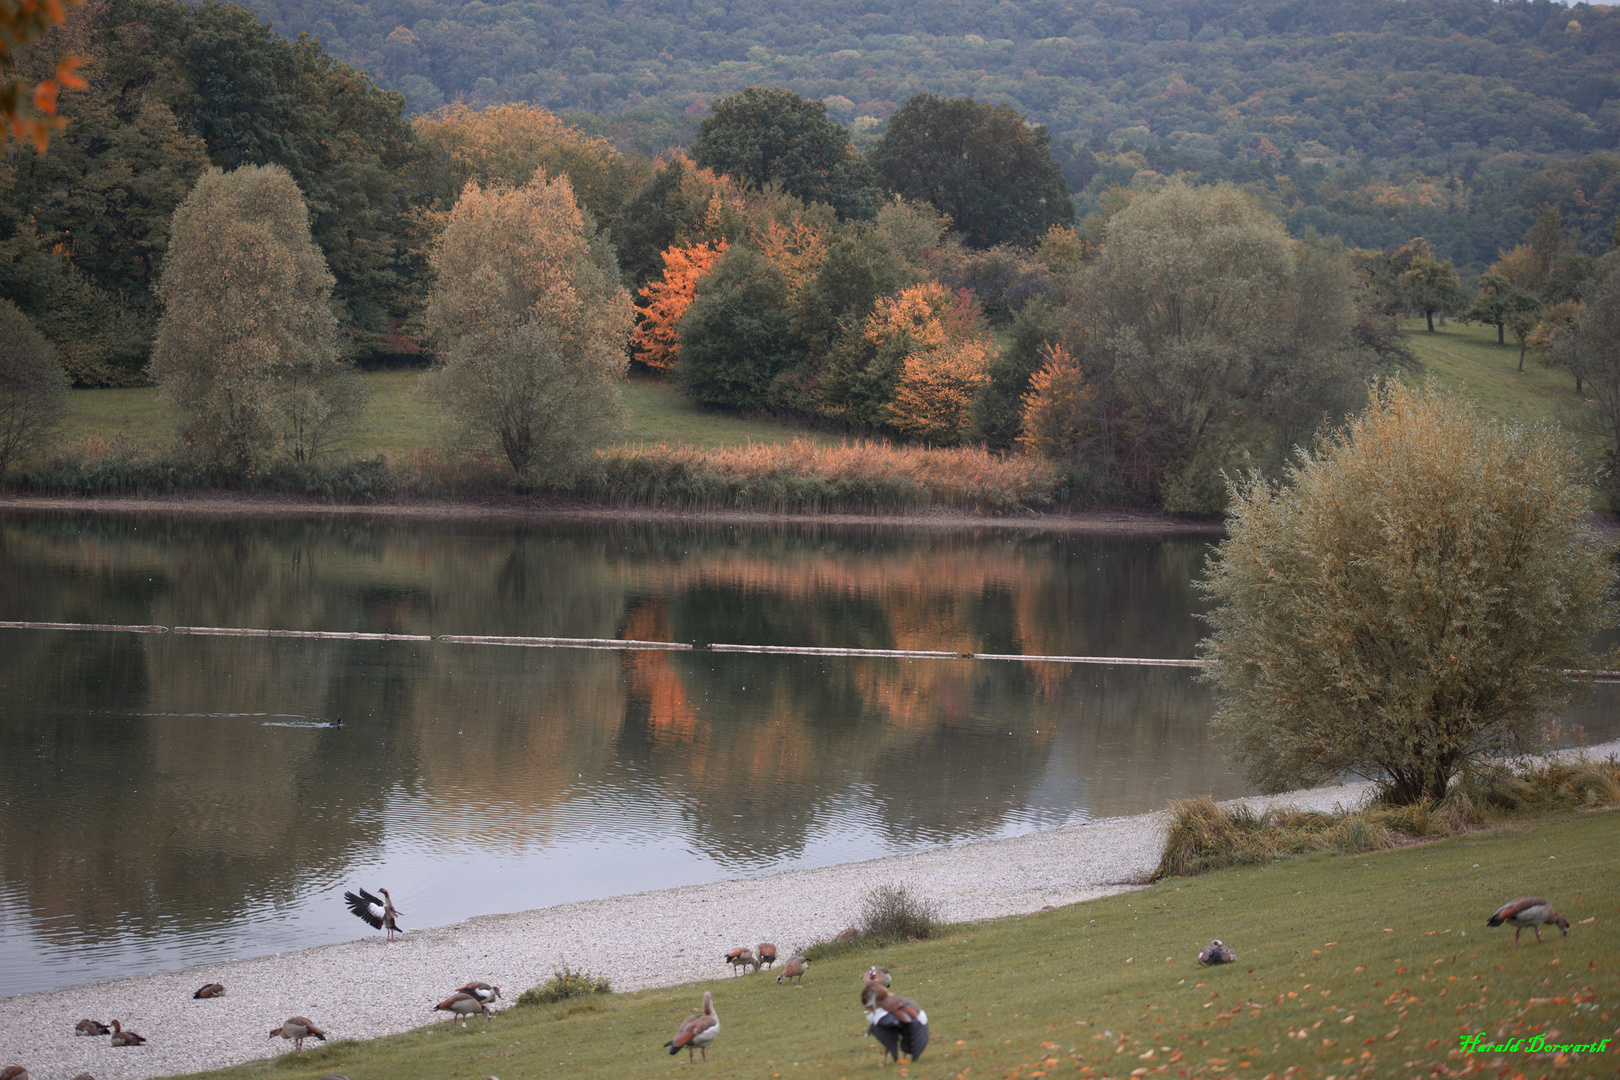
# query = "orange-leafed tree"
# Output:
<box><xmin>630</xmin><ymin>240</ymin><xmax>728</xmax><ymax>372</ymax></box>
<box><xmin>886</xmin><ymin>336</ymin><xmax>990</xmax><ymax>444</ymax></box>
<box><xmin>1019</xmin><ymin>343</ymin><xmax>1097</xmax><ymax>461</ymax></box>
<box><xmin>825</xmin><ymin>281</ymin><xmax>990</xmax><ymax>440</ymax></box>
<box><xmin>2</xmin><ymin>0</ymin><xmax>87</xmax><ymax>149</ymax></box>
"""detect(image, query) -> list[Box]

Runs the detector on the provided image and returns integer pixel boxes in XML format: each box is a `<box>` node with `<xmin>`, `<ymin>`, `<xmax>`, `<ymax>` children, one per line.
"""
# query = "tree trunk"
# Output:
<box><xmin>1425</xmin><ymin>309</ymin><xmax>1435</xmax><ymax>332</ymax></box>
<box><xmin>1518</xmin><ymin>342</ymin><xmax>1526</xmax><ymax>373</ymax></box>
<box><xmin>1496</xmin><ymin>322</ymin><xmax>1504</xmax><ymax>344</ymax></box>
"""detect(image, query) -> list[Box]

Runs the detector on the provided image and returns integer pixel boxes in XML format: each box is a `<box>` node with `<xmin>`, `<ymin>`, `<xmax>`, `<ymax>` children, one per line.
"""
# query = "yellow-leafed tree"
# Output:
<box><xmin>422</xmin><ymin>171</ymin><xmax>634</xmax><ymax>480</ymax></box>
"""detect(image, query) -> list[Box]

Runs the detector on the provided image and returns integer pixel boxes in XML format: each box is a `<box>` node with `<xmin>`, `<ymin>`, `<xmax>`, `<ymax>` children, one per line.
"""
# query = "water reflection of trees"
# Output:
<box><xmin>0</xmin><ymin>513</ymin><xmax>1231</xmax><ymax>942</ymax></box>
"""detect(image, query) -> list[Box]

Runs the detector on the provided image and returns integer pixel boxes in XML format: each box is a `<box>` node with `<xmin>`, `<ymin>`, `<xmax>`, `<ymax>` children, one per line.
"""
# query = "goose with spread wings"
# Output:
<box><xmin>343</xmin><ymin>887</ymin><xmax>402</xmax><ymax>940</ymax></box>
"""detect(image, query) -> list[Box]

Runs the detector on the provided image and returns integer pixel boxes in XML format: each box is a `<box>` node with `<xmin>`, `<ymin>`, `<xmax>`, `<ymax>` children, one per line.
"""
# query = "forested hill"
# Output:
<box><xmin>250</xmin><ymin>0</ymin><xmax>1617</xmax><ymax>167</ymax></box>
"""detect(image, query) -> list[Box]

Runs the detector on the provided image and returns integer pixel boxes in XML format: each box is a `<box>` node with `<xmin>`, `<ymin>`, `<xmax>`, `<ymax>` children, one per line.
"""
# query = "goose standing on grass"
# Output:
<box><xmin>755</xmin><ymin>943</ymin><xmax>777</xmax><ymax>970</ymax></box>
<box><xmin>1487</xmin><ymin>897</ymin><xmax>1571</xmax><ymax>946</ymax></box>
<box><xmin>108</xmin><ymin>1021</ymin><xmax>146</xmax><ymax>1047</ymax></box>
<box><xmin>344</xmin><ymin>887</ymin><xmax>402</xmax><ymax>940</ymax></box>
<box><xmin>435</xmin><ymin>992</ymin><xmax>493</xmax><ymax>1023</ymax></box>
<box><xmin>777</xmin><ymin>956</ymin><xmax>809</xmax><ymax>985</ymax></box>
<box><xmin>455</xmin><ymin>982</ymin><xmax>501</xmax><ymax>1003</ymax></box>
<box><xmin>861</xmin><ymin>982</ymin><xmax>928</xmax><ymax>1064</ymax></box>
<box><xmin>664</xmin><ymin>990</ymin><xmax>719</xmax><ymax>1062</ymax></box>
<box><xmin>1197</xmin><ymin>940</ymin><xmax>1236</xmax><ymax>965</ymax></box>
<box><xmin>723</xmin><ymin>947</ymin><xmax>755</xmax><ymax>976</ymax></box>
<box><xmin>74</xmin><ymin>1020</ymin><xmax>110</xmax><ymax>1036</ymax></box>
<box><xmin>192</xmin><ymin>982</ymin><xmax>226</xmax><ymax>998</ymax></box>
<box><xmin>269</xmin><ymin>1017</ymin><xmax>326</xmax><ymax>1052</ymax></box>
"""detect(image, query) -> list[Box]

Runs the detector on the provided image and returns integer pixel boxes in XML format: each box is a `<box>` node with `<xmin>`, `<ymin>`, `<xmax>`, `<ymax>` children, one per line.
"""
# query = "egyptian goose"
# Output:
<box><xmin>70</xmin><ymin>1075</ymin><xmax>95</xmax><ymax>1080</ymax></box>
<box><xmin>435</xmin><ymin>992</ymin><xmax>493</xmax><ymax>1022</ymax></box>
<box><xmin>0</xmin><ymin>1067</ymin><xmax>27</xmax><ymax>1080</ymax></box>
<box><xmin>269</xmin><ymin>1017</ymin><xmax>327</xmax><ymax>1052</ymax></box>
<box><xmin>1488</xmin><ymin>897</ymin><xmax>1571</xmax><ymax>946</ymax></box>
<box><xmin>109</xmin><ymin>1021</ymin><xmax>146</xmax><ymax>1047</ymax></box>
<box><xmin>777</xmin><ymin>956</ymin><xmax>809</xmax><ymax>985</ymax></box>
<box><xmin>664</xmin><ymin>990</ymin><xmax>719</xmax><ymax>1062</ymax></box>
<box><xmin>344</xmin><ymin>887</ymin><xmax>402</xmax><ymax>940</ymax></box>
<box><xmin>74</xmin><ymin>1019</ymin><xmax>110</xmax><ymax>1036</ymax></box>
<box><xmin>193</xmin><ymin>982</ymin><xmax>226</xmax><ymax>999</ymax></box>
<box><xmin>455</xmin><ymin>982</ymin><xmax>501</xmax><ymax>1003</ymax></box>
<box><xmin>1197</xmin><ymin>940</ymin><xmax>1236</xmax><ymax>965</ymax></box>
<box><xmin>723</xmin><ymin>947</ymin><xmax>756</xmax><ymax>975</ymax></box>
<box><xmin>863</xmin><ymin>965</ymin><xmax>891</xmax><ymax>987</ymax></box>
<box><xmin>834</xmin><ymin>927</ymin><xmax>859</xmax><ymax>942</ymax></box>
<box><xmin>861</xmin><ymin>983</ymin><xmax>929</xmax><ymax>1064</ymax></box>
<box><xmin>755</xmin><ymin>943</ymin><xmax>778</xmax><ymax>970</ymax></box>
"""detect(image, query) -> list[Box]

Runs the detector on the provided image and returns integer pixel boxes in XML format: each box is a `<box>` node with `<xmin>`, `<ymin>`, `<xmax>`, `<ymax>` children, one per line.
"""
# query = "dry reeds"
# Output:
<box><xmin>587</xmin><ymin>437</ymin><xmax>1061</xmax><ymax>513</ymax></box>
<box><xmin>1153</xmin><ymin>755</ymin><xmax>1620</xmax><ymax>880</ymax></box>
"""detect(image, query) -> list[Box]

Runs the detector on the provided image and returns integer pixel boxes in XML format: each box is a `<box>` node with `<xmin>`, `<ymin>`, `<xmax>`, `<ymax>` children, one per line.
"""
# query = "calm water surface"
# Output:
<box><xmin>1</xmin><ymin>512</ymin><xmax>1613</xmax><ymax>997</ymax></box>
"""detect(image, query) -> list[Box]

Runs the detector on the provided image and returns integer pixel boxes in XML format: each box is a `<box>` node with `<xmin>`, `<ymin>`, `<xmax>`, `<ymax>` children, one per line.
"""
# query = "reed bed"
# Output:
<box><xmin>8</xmin><ymin>434</ymin><xmax>1061</xmax><ymax>512</ymax></box>
<box><xmin>586</xmin><ymin>437</ymin><xmax>1061</xmax><ymax>513</ymax></box>
<box><xmin>1152</xmin><ymin>753</ymin><xmax>1620</xmax><ymax>880</ymax></box>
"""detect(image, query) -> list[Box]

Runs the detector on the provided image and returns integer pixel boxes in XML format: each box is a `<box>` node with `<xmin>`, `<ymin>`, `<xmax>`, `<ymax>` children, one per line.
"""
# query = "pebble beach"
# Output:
<box><xmin>3</xmin><ymin>741</ymin><xmax>1612</xmax><ymax>1080</ymax></box>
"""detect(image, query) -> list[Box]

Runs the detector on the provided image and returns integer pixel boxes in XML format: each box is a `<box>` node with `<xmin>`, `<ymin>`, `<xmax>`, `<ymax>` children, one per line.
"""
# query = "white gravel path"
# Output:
<box><xmin>3</xmin><ymin>741</ymin><xmax>1613</xmax><ymax>1080</ymax></box>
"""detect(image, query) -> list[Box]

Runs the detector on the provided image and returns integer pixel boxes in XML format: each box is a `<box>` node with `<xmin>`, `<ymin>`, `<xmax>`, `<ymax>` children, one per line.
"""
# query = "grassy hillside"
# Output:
<box><xmin>57</xmin><ymin>374</ymin><xmax>830</xmax><ymax>458</ymax></box>
<box><xmin>1400</xmin><ymin>318</ymin><xmax>1584</xmax><ymax>428</ymax></box>
<box><xmin>58</xmin><ymin>327</ymin><xmax>1593</xmax><ymax>464</ymax></box>
<box><xmin>174</xmin><ymin>807</ymin><xmax>1620</xmax><ymax>1080</ymax></box>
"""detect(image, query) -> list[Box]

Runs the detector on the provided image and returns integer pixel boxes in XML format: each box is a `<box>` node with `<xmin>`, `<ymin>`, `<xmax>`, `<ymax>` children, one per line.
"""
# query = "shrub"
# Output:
<box><xmin>516</xmin><ymin>965</ymin><xmax>611</xmax><ymax>1007</ymax></box>
<box><xmin>1198</xmin><ymin>378</ymin><xmax>1619</xmax><ymax>804</ymax></box>
<box><xmin>1153</xmin><ymin>755</ymin><xmax>1620</xmax><ymax>879</ymax></box>
<box><xmin>859</xmin><ymin>882</ymin><xmax>942</xmax><ymax>940</ymax></box>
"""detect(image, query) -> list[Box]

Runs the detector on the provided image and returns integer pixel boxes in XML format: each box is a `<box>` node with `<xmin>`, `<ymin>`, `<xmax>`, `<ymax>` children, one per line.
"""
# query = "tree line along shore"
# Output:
<box><xmin>0</xmin><ymin>1</ymin><xmax>1618</xmax><ymax>517</ymax></box>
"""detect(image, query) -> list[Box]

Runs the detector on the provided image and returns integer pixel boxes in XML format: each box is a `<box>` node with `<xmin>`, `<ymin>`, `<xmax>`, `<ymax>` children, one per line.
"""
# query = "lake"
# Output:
<box><xmin>0</xmin><ymin>510</ymin><xmax>1612</xmax><ymax>998</ymax></box>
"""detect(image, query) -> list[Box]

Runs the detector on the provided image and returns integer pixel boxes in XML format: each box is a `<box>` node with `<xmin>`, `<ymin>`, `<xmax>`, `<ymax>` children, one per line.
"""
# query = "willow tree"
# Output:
<box><xmin>151</xmin><ymin>164</ymin><xmax>361</xmax><ymax>470</ymax></box>
<box><xmin>423</xmin><ymin>172</ymin><xmax>633</xmax><ymax>480</ymax></box>
<box><xmin>1197</xmin><ymin>379</ymin><xmax>1618</xmax><ymax>804</ymax></box>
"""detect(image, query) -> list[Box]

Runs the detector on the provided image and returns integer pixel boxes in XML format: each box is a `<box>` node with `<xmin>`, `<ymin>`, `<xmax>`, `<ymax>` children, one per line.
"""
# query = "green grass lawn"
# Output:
<box><xmin>1399</xmin><ymin>318</ymin><xmax>1584</xmax><ymax>428</ymax></box>
<box><xmin>174</xmin><ymin>808</ymin><xmax>1620</xmax><ymax>1080</ymax></box>
<box><xmin>57</xmin><ymin>373</ymin><xmax>829</xmax><ymax>457</ymax></box>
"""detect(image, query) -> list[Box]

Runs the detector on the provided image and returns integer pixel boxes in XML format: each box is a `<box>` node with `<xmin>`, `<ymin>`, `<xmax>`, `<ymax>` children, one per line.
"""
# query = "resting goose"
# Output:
<box><xmin>664</xmin><ymin>990</ymin><xmax>719</xmax><ymax>1062</ymax></box>
<box><xmin>344</xmin><ymin>887</ymin><xmax>402</xmax><ymax>940</ymax></box>
<box><xmin>74</xmin><ymin>1019</ymin><xmax>110</xmax><ymax>1036</ymax></box>
<box><xmin>193</xmin><ymin>982</ymin><xmax>226</xmax><ymax>999</ymax></box>
<box><xmin>863</xmin><ymin>965</ymin><xmax>891</xmax><ymax>987</ymax></box>
<box><xmin>109</xmin><ymin>1021</ymin><xmax>146</xmax><ymax>1047</ymax></box>
<box><xmin>0</xmin><ymin>1066</ymin><xmax>27</xmax><ymax>1080</ymax></box>
<box><xmin>1488</xmin><ymin>897</ymin><xmax>1570</xmax><ymax>946</ymax></box>
<box><xmin>1197</xmin><ymin>940</ymin><xmax>1236</xmax><ymax>965</ymax></box>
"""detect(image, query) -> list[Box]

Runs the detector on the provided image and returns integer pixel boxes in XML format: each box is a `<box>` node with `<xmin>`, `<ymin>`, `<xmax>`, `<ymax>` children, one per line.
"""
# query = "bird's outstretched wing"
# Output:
<box><xmin>344</xmin><ymin>889</ymin><xmax>385</xmax><ymax>930</ymax></box>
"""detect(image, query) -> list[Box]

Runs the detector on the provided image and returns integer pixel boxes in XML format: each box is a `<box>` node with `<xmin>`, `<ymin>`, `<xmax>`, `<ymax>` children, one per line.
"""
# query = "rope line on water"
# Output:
<box><xmin>2</xmin><ymin>620</ymin><xmax>1617</xmax><ymax>678</ymax></box>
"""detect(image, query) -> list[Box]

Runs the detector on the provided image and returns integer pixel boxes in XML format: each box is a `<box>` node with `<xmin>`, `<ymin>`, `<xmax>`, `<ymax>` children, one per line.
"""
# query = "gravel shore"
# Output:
<box><xmin>3</xmin><ymin>744</ymin><xmax>1611</xmax><ymax>1080</ymax></box>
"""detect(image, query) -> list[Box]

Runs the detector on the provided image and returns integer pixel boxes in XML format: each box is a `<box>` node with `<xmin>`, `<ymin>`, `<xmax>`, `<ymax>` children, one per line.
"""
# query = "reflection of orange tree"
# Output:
<box><xmin>621</xmin><ymin>601</ymin><xmax>702</xmax><ymax>745</ymax></box>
